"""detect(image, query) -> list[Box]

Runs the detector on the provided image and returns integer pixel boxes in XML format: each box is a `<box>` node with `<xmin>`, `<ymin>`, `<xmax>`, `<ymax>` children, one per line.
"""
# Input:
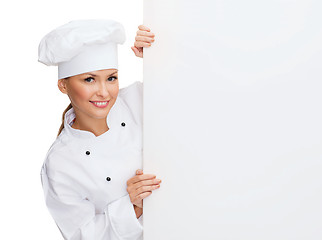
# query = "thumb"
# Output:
<box><xmin>131</xmin><ymin>46</ymin><xmax>143</xmax><ymax>58</ymax></box>
<box><xmin>136</xmin><ymin>169</ymin><xmax>143</xmax><ymax>175</ymax></box>
<box><xmin>131</xmin><ymin>46</ymin><xmax>138</xmax><ymax>54</ymax></box>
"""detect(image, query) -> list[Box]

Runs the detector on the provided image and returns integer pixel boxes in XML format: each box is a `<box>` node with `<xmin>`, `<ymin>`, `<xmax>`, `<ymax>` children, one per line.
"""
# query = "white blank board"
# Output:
<box><xmin>143</xmin><ymin>0</ymin><xmax>322</xmax><ymax>239</ymax></box>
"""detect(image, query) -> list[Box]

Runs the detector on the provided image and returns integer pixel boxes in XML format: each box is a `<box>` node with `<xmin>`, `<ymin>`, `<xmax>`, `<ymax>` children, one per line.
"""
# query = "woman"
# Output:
<box><xmin>39</xmin><ymin>19</ymin><xmax>159</xmax><ymax>240</ymax></box>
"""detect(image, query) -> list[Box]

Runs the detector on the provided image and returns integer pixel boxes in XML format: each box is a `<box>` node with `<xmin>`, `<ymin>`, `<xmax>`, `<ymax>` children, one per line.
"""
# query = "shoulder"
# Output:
<box><xmin>118</xmin><ymin>81</ymin><xmax>143</xmax><ymax>126</ymax></box>
<box><xmin>119</xmin><ymin>81</ymin><xmax>143</xmax><ymax>98</ymax></box>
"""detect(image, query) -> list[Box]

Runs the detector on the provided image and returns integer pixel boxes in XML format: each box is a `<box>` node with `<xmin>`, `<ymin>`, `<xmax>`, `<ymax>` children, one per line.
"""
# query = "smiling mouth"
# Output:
<box><xmin>89</xmin><ymin>101</ymin><xmax>109</xmax><ymax>108</ymax></box>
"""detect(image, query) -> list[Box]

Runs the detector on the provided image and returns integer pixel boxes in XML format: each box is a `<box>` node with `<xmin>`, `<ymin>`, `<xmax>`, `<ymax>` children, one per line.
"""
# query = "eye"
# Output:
<box><xmin>108</xmin><ymin>76</ymin><xmax>118</xmax><ymax>82</ymax></box>
<box><xmin>84</xmin><ymin>77</ymin><xmax>94</xmax><ymax>83</ymax></box>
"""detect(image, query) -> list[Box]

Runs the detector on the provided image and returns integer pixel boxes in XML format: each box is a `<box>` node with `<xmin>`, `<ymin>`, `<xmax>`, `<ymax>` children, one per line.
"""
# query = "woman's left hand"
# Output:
<box><xmin>127</xmin><ymin>169</ymin><xmax>161</xmax><ymax>218</ymax></box>
<box><xmin>131</xmin><ymin>25</ymin><xmax>155</xmax><ymax>58</ymax></box>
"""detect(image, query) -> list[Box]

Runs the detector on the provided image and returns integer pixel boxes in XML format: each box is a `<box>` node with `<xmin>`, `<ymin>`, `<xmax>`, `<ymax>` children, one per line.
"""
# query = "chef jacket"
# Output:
<box><xmin>40</xmin><ymin>81</ymin><xmax>143</xmax><ymax>240</ymax></box>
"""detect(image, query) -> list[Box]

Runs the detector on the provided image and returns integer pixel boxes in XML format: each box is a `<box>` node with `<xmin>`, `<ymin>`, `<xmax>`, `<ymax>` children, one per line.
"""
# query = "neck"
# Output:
<box><xmin>71</xmin><ymin>112</ymin><xmax>109</xmax><ymax>137</ymax></box>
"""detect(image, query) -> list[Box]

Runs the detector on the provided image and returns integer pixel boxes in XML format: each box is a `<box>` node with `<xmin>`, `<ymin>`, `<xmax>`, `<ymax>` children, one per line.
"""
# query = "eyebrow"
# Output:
<box><xmin>86</xmin><ymin>70</ymin><xmax>118</xmax><ymax>77</ymax></box>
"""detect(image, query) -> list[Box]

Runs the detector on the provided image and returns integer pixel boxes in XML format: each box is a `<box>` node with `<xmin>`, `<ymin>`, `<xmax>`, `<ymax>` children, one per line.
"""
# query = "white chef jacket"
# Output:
<box><xmin>40</xmin><ymin>81</ymin><xmax>143</xmax><ymax>240</ymax></box>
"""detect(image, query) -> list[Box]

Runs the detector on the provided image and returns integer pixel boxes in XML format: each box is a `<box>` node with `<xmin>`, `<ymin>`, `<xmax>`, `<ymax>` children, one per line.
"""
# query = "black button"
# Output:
<box><xmin>121</xmin><ymin>122</ymin><xmax>126</xmax><ymax>127</ymax></box>
<box><xmin>86</xmin><ymin>151</ymin><xmax>90</xmax><ymax>155</ymax></box>
<box><xmin>106</xmin><ymin>177</ymin><xmax>111</xmax><ymax>181</ymax></box>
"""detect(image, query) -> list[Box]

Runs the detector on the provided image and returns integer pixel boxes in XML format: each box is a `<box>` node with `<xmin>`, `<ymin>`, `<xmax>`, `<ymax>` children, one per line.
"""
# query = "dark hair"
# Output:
<box><xmin>57</xmin><ymin>103</ymin><xmax>73</xmax><ymax>137</ymax></box>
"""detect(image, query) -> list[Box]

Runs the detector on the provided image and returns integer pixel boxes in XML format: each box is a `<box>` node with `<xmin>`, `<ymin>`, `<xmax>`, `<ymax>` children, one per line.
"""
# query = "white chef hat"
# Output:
<box><xmin>38</xmin><ymin>19</ymin><xmax>126</xmax><ymax>79</ymax></box>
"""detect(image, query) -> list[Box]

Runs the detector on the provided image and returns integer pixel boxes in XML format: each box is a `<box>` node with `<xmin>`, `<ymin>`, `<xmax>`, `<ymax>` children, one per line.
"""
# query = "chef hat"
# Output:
<box><xmin>38</xmin><ymin>19</ymin><xmax>126</xmax><ymax>79</ymax></box>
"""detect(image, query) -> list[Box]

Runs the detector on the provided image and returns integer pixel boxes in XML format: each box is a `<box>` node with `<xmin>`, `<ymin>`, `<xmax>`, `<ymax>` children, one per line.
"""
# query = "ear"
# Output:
<box><xmin>58</xmin><ymin>78</ymin><xmax>68</xmax><ymax>94</ymax></box>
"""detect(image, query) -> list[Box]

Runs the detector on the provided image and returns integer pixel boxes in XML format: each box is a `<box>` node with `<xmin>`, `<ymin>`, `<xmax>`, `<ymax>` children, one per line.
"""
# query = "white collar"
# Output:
<box><xmin>63</xmin><ymin>97</ymin><xmax>123</xmax><ymax>139</ymax></box>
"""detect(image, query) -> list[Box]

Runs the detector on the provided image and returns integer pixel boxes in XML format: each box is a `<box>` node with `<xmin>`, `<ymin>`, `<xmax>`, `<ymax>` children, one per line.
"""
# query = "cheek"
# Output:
<box><xmin>110</xmin><ymin>85</ymin><xmax>119</xmax><ymax>99</ymax></box>
<box><xmin>69</xmin><ymin>85</ymin><xmax>92</xmax><ymax>103</ymax></box>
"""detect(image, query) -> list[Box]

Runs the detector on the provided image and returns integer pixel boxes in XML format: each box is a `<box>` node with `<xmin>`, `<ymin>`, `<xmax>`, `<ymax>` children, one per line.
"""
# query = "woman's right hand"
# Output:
<box><xmin>131</xmin><ymin>25</ymin><xmax>155</xmax><ymax>58</ymax></box>
<box><xmin>127</xmin><ymin>169</ymin><xmax>161</xmax><ymax>209</ymax></box>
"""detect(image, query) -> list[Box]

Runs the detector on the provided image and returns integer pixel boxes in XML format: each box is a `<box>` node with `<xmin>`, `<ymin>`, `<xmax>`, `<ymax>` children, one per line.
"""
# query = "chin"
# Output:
<box><xmin>90</xmin><ymin>110</ymin><xmax>109</xmax><ymax>119</ymax></box>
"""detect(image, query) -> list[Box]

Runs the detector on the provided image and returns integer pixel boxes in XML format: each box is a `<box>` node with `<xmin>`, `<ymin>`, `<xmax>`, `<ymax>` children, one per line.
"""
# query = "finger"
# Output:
<box><xmin>133</xmin><ymin>191</ymin><xmax>152</xmax><ymax>203</ymax></box>
<box><xmin>132</xmin><ymin>178</ymin><xmax>162</xmax><ymax>190</ymax></box>
<box><xmin>136</xmin><ymin>30</ymin><xmax>155</xmax><ymax>37</ymax></box>
<box><xmin>129</xmin><ymin>186</ymin><xmax>155</xmax><ymax>199</ymax></box>
<box><xmin>127</xmin><ymin>179</ymin><xmax>160</xmax><ymax>194</ymax></box>
<box><xmin>135</xmin><ymin>185</ymin><xmax>160</xmax><ymax>195</ymax></box>
<box><xmin>135</xmin><ymin>35</ymin><xmax>155</xmax><ymax>43</ymax></box>
<box><xmin>127</xmin><ymin>173</ymin><xmax>156</xmax><ymax>185</ymax></box>
<box><xmin>138</xmin><ymin>25</ymin><xmax>151</xmax><ymax>31</ymax></box>
<box><xmin>134</xmin><ymin>41</ymin><xmax>151</xmax><ymax>48</ymax></box>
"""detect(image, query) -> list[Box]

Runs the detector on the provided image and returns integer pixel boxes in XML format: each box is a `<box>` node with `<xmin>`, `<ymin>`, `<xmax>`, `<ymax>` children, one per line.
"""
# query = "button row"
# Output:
<box><xmin>83</xmin><ymin>122</ymin><xmax>125</xmax><ymax>182</ymax></box>
<box><xmin>84</xmin><ymin>151</ymin><xmax>111</xmax><ymax>181</ymax></box>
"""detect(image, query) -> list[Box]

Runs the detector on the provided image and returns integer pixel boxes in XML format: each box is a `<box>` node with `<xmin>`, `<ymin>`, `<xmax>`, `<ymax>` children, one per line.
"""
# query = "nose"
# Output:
<box><xmin>96</xmin><ymin>81</ymin><xmax>110</xmax><ymax>99</ymax></box>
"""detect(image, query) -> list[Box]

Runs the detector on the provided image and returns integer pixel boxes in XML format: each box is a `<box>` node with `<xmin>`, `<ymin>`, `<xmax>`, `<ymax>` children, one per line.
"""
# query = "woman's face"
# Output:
<box><xmin>58</xmin><ymin>69</ymin><xmax>119</xmax><ymax>121</ymax></box>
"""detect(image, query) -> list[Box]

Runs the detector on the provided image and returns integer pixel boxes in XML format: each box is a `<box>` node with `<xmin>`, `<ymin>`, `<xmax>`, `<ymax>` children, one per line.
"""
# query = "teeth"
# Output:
<box><xmin>92</xmin><ymin>101</ymin><xmax>108</xmax><ymax>106</ymax></box>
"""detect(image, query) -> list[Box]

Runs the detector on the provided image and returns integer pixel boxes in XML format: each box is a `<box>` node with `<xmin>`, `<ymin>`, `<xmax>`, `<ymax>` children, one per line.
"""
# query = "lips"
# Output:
<box><xmin>90</xmin><ymin>101</ymin><xmax>109</xmax><ymax>108</ymax></box>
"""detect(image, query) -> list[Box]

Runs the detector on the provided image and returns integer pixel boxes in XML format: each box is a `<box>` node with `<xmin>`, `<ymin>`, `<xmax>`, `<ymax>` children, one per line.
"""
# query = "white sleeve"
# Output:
<box><xmin>138</xmin><ymin>214</ymin><xmax>143</xmax><ymax>226</ymax></box>
<box><xmin>41</xmin><ymin>166</ymin><xmax>143</xmax><ymax>240</ymax></box>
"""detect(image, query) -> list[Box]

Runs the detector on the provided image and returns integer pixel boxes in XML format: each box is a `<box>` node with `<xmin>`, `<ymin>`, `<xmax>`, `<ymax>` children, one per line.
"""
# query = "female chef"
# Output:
<box><xmin>39</xmin><ymin>19</ymin><xmax>159</xmax><ymax>240</ymax></box>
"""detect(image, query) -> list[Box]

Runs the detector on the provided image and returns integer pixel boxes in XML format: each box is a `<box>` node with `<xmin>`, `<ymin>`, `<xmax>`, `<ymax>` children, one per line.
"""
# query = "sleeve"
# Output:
<box><xmin>41</xmin><ymin>165</ymin><xmax>143</xmax><ymax>240</ymax></box>
<box><xmin>138</xmin><ymin>214</ymin><xmax>143</xmax><ymax>226</ymax></box>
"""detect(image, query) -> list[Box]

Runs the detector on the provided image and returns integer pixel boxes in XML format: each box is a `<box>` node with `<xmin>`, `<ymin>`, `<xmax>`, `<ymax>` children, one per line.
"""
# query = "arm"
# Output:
<box><xmin>41</xmin><ymin>166</ymin><xmax>142</xmax><ymax>240</ymax></box>
<box><xmin>131</xmin><ymin>25</ymin><xmax>155</xmax><ymax>58</ymax></box>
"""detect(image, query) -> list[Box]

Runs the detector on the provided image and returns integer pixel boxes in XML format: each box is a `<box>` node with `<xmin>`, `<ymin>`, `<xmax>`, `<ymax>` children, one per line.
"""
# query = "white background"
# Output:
<box><xmin>0</xmin><ymin>0</ymin><xmax>143</xmax><ymax>239</ymax></box>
